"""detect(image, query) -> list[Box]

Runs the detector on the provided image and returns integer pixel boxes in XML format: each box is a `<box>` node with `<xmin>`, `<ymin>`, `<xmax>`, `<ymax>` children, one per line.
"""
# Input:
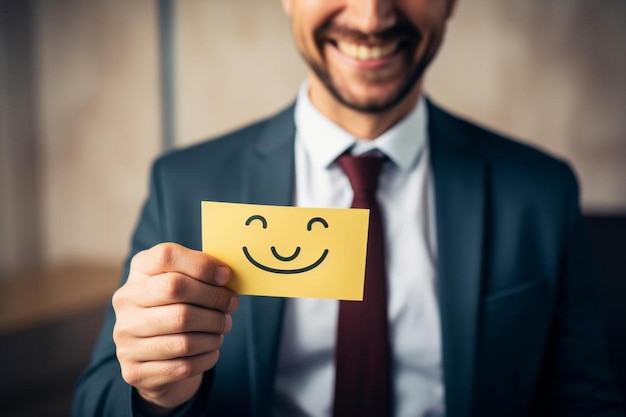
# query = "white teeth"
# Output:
<box><xmin>336</xmin><ymin>42</ymin><xmax>397</xmax><ymax>60</ymax></box>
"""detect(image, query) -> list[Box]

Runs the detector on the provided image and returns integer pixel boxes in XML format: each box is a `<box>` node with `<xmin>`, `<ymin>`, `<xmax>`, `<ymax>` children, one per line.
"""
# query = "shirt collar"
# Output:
<box><xmin>294</xmin><ymin>81</ymin><xmax>428</xmax><ymax>172</ymax></box>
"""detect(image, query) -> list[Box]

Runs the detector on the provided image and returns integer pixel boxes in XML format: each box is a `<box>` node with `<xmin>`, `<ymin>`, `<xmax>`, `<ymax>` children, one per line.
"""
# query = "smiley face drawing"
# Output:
<box><xmin>242</xmin><ymin>214</ymin><xmax>330</xmax><ymax>274</ymax></box>
<box><xmin>202</xmin><ymin>201</ymin><xmax>369</xmax><ymax>299</ymax></box>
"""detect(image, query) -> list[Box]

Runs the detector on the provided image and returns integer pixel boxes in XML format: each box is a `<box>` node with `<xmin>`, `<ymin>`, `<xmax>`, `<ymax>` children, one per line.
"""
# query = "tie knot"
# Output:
<box><xmin>337</xmin><ymin>153</ymin><xmax>385</xmax><ymax>207</ymax></box>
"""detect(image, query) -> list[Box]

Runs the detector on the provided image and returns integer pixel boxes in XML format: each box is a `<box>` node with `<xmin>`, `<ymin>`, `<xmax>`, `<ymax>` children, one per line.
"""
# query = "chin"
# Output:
<box><xmin>333</xmin><ymin>79</ymin><xmax>419</xmax><ymax>114</ymax></box>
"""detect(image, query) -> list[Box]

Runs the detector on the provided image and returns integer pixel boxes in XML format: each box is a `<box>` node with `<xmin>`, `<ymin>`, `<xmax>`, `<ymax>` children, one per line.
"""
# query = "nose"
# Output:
<box><xmin>344</xmin><ymin>0</ymin><xmax>396</xmax><ymax>34</ymax></box>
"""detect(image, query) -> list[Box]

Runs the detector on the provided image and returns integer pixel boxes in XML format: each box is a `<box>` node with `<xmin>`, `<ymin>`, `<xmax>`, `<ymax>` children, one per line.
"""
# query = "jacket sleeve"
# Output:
<box><xmin>72</xmin><ymin>160</ymin><xmax>214</xmax><ymax>417</ymax></box>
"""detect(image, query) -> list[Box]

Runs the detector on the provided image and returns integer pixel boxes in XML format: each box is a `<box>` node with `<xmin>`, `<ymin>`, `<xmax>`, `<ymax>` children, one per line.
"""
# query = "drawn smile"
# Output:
<box><xmin>242</xmin><ymin>247</ymin><xmax>329</xmax><ymax>274</ymax></box>
<box><xmin>242</xmin><ymin>214</ymin><xmax>330</xmax><ymax>274</ymax></box>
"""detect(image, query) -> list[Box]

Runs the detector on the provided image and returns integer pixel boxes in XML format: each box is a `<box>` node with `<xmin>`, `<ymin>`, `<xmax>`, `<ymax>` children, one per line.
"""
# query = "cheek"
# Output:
<box><xmin>294</xmin><ymin>30</ymin><xmax>324</xmax><ymax>68</ymax></box>
<box><xmin>290</xmin><ymin>11</ymin><xmax>318</xmax><ymax>54</ymax></box>
<box><xmin>290</xmin><ymin>1</ymin><xmax>341</xmax><ymax>54</ymax></box>
<box><xmin>402</xmin><ymin>5</ymin><xmax>448</xmax><ymax>55</ymax></box>
<box><xmin>399</xmin><ymin>0</ymin><xmax>449</xmax><ymax>30</ymax></box>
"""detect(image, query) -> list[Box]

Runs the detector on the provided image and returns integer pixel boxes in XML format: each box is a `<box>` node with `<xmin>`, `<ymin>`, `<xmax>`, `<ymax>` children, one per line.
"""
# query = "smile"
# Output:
<box><xmin>242</xmin><ymin>246</ymin><xmax>329</xmax><ymax>274</ymax></box>
<box><xmin>335</xmin><ymin>41</ymin><xmax>399</xmax><ymax>61</ymax></box>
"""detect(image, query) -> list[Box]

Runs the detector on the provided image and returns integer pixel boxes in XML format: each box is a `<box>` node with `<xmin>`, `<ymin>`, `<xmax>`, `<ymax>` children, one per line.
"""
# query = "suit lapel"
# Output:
<box><xmin>242</xmin><ymin>105</ymin><xmax>297</xmax><ymax>206</ymax></box>
<box><xmin>241</xmin><ymin>105</ymin><xmax>295</xmax><ymax>415</ymax></box>
<box><xmin>429</xmin><ymin>101</ymin><xmax>486</xmax><ymax>417</ymax></box>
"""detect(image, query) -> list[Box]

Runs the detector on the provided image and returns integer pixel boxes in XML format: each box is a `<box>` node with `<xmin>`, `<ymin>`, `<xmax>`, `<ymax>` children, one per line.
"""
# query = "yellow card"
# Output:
<box><xmin>202</xmin><ymin>201</ymin><xmax>369</xmax><ymax>300</ymax></box>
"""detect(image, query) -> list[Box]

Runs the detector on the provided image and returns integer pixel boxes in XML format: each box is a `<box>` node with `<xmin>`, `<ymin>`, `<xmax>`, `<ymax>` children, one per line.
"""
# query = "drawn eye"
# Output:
<box><xmin>307</xmin><ymin>217</ymin><xmax>329</xmax><ymax>231</ymax></box>
<box><xmin>245</xmin><ymin>214</ymin><xmax>267</xmax><ymax>229</ymax></box>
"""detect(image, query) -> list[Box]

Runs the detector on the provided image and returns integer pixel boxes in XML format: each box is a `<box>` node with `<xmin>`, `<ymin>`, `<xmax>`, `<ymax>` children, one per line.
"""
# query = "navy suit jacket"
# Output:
<box><xmin>73</xmin><ymin>101</ymin><xmax>624</xmax><ymax>416</ymax></box>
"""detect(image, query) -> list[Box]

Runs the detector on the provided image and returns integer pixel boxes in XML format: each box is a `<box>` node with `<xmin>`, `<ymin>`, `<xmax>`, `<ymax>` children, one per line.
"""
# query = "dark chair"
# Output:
<box><xmin>586</xmin><ymin>214</ymin><xmax>626</xmax><ymax>398</ymax></box>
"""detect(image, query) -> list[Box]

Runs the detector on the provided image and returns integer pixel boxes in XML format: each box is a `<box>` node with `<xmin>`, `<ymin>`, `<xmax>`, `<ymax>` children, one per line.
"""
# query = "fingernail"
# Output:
<box><xmin>224</xmin><ymin>314</ymin><xmax>233</xmax><ymax>333</ymax></box>
<box><xmin>228</xmin><ymin>294</ymin><xmax>239</xmax><ymax>313</ymax></box>
<box><xmin>214</xmin><ymin>266</ymin><xmax>230</xmax><ymax>285</ymax></box>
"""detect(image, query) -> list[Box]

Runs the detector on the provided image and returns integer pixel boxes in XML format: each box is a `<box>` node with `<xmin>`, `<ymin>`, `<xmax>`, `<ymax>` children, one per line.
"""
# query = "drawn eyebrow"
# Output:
<box><xmin>307</xmin><ymin>217</ymin><xmax>329</xmax><ymax>231</ymax></box>
<box><xmin>245</xmin><ymin>214</ymin><xmax>267</xmax><ymax>229</ymax></box>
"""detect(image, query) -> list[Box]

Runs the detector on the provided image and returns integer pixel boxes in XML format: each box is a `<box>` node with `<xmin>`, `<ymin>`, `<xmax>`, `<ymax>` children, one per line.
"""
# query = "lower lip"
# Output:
<box><xmin>326</xmin><ymin>42</ymin><xmax>403</xmax><ymax>70</ymax></box>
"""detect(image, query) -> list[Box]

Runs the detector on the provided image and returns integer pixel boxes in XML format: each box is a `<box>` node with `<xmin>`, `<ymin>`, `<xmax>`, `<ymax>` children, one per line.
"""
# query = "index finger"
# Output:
<box><xmin>131</xmin><ymin>243</ymin><xmax>231</xmax><ymax>286</ymax></box>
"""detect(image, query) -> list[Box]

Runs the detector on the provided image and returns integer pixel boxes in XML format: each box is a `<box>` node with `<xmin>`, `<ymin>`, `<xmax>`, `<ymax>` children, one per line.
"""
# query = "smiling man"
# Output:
<box><xmin>73</xmin><ymin>1</ymin><xmax>625</xmax><ymax>417</ymax></box>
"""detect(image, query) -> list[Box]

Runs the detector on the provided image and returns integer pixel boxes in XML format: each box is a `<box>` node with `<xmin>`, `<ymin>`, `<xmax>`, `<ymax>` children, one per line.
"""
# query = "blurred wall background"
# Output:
<box><xmin>1</xmin><ymin>0</ymin><xmax>625</xmax><ymax>278</ymax></box>
<box><xmin>0</xmin><ymin>0</ymin><xmax>624</xmax><ymax>415</ymax></box>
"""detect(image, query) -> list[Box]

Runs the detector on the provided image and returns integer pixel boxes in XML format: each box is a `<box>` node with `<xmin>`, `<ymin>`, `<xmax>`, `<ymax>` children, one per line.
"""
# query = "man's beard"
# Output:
<box><xmin>306</xmin><ymin>56</ymin><xmax>428</xmax><ymax>114</ymax></box>
<box><xmin>301</xmin><ymin>19</ymin><xmax>436</xmax><ymax>114</ymax></box>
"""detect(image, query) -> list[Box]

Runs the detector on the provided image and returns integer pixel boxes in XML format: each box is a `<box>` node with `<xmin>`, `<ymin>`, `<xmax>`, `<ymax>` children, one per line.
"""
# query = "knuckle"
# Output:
<box><xmin>130</xmin><ymin>248</ymin><xmax>150</xmax><ymax>272</ymax></box>
<box><xmin>114</xmin><ymin>342</ymin><xmax>128</xmax><ymax>360</ymax></box>
<box><xmin>129</xmin><ymin>252</ymin><xmax>141</xmax><ymax>271</ymax></box>
<box><xmin>112</xmin><ymin>328</ymin><xmax>135</xmax><ymax>361</ymax></box>
<box><xmin>160</xmin><ymin>274</ymin><xmax>185</xmax><ymax>301</ymax></box>
<box><xmin>169</xmin><ymin>304</ymin><xmax>191</xmax><ymax>331</ymax></box>
<box><xmin>171</xmin><ymin>360</ymin><xmax>193</xmax><ymax>380</ymax></box>
<box><xmin>112</xmin><ymin>314</ymin><xmax>133</xmax><ymax>344</ymax></box>
<box><xmin>121</xmin><ymin>363</ymin><xmax>141</xmax><ymax>386</ymax></box>
<box><xmin>154</xmin><ymin>243</ymin><xmax>176</xmax><ymax>268</ymax></box>
<box><xmin>112</xmin><ymin>324</ymin><xmax>126</xmax><ymax>345</ymax></box>
<box><xmin>111</xmin><ymin>287</ymin><xmax>128</xmax><ymax>310</ymax></box>
<box><xmin>173</xmin><ymin>334</ymin><xmax>193</xmax><ymax>356</ymax></box>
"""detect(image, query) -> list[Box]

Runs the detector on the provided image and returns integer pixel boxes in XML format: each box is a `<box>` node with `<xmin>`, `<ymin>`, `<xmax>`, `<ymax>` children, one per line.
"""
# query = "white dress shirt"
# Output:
<box><xmin>273</xmin><ymin>82</ymin><xmax>444</xmax><ymax>417</ymax></box>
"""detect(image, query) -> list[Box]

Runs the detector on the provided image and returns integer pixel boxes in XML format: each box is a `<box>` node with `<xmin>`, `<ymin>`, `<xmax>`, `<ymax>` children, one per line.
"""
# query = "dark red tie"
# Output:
<box><xmin>333</xmin><ymin>153</ymin><xmax>391</xmax><ymax>417</ymax></box>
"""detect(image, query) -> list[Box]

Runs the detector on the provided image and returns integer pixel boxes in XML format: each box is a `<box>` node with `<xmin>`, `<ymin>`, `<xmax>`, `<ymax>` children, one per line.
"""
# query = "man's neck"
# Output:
<box><xmin>307</xmin><ymin>76</ymin><xmax>422</xmax><ymax>140</ymax></box>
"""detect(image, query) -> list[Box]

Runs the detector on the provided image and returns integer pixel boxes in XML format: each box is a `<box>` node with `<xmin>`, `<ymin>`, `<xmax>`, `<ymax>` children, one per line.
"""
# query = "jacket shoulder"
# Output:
<box><xmin>429</xmin><ymin>101</ymin><xmax>578</xmax><ymax>192</ymax></box>
<box><xmin>154</xmin><ymin>103</ymin><xmax>295</xmax><ymax>173</ymax></box>
<box><xmin>156</xmin><ymin>116</ymin><xmax>270</xmax><ymax>172</ymax></box>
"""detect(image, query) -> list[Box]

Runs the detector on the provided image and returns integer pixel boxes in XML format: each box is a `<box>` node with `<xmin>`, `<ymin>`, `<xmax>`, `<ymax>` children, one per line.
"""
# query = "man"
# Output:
<box><xmin>73</xmin><ymin>0</ymin><xmax>625</xmax><ymax>416</ymax></box>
